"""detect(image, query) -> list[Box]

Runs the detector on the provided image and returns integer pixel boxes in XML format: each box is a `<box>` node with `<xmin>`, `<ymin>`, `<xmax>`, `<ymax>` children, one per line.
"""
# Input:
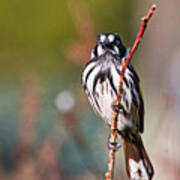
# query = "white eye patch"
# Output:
<box><xmin>108</xmin><ymin>34</ymin><xmax>115</xmax><ymax>42</ymax></box>
<box><xmin>100</xmin><ymin>35</ymin><xmax>106</xmax><ymax>42</ymax></box>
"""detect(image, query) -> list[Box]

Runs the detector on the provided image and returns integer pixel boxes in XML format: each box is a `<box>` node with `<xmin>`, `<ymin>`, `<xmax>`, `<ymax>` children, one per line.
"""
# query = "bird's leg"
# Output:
<box><xmin>111</xmin><ymin>102</ymin><xmax>126</xmax><ymax>115</ymax></box>
<box><xmin>107</xmin><ymin>133</ymin><xmax>121</xmax><ymax>151</ymax></box>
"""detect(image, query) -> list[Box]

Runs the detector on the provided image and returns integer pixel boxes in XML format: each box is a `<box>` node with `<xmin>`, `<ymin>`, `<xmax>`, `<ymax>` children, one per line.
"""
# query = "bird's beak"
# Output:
<box><xmin>98</xmin><ymin>38</ymin><xmax>109</xmax><ymax>46</ymax></box>
<box><xmin>103</xmin><ymin>38</ymin><xmax>109</xmax><ymax>45</ymax></box>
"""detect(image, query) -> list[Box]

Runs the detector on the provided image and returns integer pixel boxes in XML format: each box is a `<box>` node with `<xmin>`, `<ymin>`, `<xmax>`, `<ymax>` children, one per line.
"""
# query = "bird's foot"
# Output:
<box><xmin>111</xmin><ymin>102</ymin><xmax>125</xmax><ymax>114</ymax></box>
<box><xmin>107</xmin><ymin>134</ymin><xmax>121</xmax><ymax>151</ymax></box>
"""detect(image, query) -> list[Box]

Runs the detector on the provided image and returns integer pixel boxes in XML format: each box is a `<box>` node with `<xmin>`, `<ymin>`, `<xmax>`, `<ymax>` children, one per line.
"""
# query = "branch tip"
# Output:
<box><xmin>152</xmin><ymin>4</ymin><xmax>157</xmax><ymax>11</ymax></box>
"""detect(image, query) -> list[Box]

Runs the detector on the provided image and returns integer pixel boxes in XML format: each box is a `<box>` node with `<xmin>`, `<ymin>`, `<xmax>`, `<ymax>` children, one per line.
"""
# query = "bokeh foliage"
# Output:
<box><xmin>0</xmin><ymin>0</ymin><xmax>132</xmax><ymax>82</ymax></box>
<box><xmin>0</xmin><ymin>0</ymin><xmax>140</xmax><ymax>179</ymax></box>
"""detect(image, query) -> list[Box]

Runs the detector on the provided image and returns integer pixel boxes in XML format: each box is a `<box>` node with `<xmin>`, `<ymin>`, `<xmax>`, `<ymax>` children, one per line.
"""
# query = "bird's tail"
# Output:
<box><xmin>122</xmin><ymin>134</ymin><xmax>154</xmax><ymax>180</ymax></box>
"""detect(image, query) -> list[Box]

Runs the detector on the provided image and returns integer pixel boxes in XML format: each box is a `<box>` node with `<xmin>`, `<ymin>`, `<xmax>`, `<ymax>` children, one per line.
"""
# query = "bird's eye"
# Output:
<box><xmin>116</xmin><ymin>40</ymin><xmax>121</xmax><ymax>45</ymax></box>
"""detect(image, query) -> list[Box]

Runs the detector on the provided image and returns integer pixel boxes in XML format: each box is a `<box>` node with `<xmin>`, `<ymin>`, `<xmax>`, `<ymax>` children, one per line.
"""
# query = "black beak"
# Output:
<box><xmin>103</xmin><ymin>38</ymin><xmax>109</xmax><ymax>45</ymax></box>
<box><xmin>99</xmin><ymin>38</ymin><xmax>109</xmax><ymax>47</ymax></box>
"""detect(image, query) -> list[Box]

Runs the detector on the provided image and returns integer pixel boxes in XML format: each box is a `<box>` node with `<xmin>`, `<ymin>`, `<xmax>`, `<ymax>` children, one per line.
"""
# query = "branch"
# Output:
<box><xmin>105</xmin><ymin>4</ymin><xmax>156</xmax><ymax>180</ymax></box>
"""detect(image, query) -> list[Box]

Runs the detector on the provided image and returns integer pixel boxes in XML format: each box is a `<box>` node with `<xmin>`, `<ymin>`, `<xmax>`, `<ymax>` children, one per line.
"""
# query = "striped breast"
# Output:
<box><xmin>82</xmin><ymin>52</ymin><xmax>140</xmax><ymax>131</ymax></box>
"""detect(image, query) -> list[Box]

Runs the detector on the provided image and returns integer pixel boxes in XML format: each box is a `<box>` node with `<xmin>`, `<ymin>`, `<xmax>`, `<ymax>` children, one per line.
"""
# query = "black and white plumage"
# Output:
<box><xmin>82</xmin><ymin>33</ymin><xmax>154</xmax><ymax>180</ymax></box>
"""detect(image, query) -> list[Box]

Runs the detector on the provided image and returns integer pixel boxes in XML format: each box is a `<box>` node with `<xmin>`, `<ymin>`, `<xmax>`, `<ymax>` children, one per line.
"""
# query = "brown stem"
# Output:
<box><xmin>105</xmin><ymin>4</ymin><xmax>156</xmax><ymax>180</ymax></box>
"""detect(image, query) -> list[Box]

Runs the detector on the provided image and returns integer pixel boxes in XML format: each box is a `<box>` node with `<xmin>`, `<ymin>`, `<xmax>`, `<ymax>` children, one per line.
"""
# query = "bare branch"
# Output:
<box><xmin>105</xmin><ymin>4</ymin><xmax>156</xmax><ymax>180</ymax></box>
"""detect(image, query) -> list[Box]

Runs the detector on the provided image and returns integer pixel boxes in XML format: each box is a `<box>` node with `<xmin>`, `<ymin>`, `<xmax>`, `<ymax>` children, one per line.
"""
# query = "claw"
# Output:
<box><xmin>111</xmin><ymin>102</ymin><xmax>125</xmax><ymax>114</ymax></box>
<box><xmin>108</xmin><ymin>141</ymin><xmax>121</xmax><ymax>151</ymax></box>
<box><xmin>107</xmin><ymin>135</ymin><xmax>122</xmax><ymax>151</ymax></box>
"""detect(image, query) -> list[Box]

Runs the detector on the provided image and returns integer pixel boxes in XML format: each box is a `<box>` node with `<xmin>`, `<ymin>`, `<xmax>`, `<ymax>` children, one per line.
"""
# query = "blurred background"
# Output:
<box><xmin>0</xmin><ymin>0</ymin><xmax>180</xmax><ymax>179</ymax></box>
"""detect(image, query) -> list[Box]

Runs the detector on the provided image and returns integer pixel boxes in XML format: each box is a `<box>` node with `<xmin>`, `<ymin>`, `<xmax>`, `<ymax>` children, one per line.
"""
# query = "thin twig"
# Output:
<box><xmin>105</xmin><ymin>4</ymin><xmax>156</xmax><ymax>180</ymax></box>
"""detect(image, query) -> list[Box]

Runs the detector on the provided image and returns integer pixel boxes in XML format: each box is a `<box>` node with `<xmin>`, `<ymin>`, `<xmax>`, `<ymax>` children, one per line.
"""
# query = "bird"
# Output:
<box><xmin>82</xmin><ymin>33</ymin><xmax>154</xmax><ymax>179</ymax></box>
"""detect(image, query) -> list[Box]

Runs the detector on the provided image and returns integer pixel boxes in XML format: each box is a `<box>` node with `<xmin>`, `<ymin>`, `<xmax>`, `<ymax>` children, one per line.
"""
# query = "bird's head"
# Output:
<box><xmin>96</xmin><ymin>33</ymin><xmax>126</xmax><ymax>58</ymax></box>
